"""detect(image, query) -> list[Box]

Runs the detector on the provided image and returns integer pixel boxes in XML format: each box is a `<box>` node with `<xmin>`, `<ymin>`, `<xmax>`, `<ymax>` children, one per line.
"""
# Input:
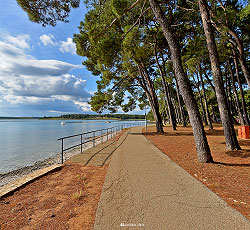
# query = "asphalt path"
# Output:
<box><xmin>94</xmin><ymin>126</ymin><xmax>250</xmax><ymax>230</ymax></box>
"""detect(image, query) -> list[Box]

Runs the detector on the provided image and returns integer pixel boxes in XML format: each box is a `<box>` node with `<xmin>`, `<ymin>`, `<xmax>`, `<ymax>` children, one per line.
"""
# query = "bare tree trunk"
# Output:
<box><xmin>238</xmin><ymin>57</ymin><xmax>250</xmax><ymax>88</ymax></box>
<box><xmin>159</xmin><ymin>101</ymin><xmax>166</xmax><ymax>125</ymax></box>
<box><xmin>194</xmin><ymin>75</ymin><xmax>208</xmax><ymax>125</ymax></box>
<box><xmin>204</xmin><ymin>72</ymin><xmax>216</xmax><ymax>92</ymax></box>
<box><xmin>154</xmin><ymin>48</ymin><xmax>177</xmax><ymax>130</ymax></box>
<box><xmin>175</xmin><ymin>79</ymin><xmax>187</xmax><ymax>127</ymax></box>
<box><xmin>149</xmin><ymin>0</ymin><xmax>213</xmax><ymax>162</ymax></box>
<box><xmin>209</xmin><ymin>6</ymin><xmax>250</xmax><ymax>88</ymax></box>
<box><xmin>227</xmin><ymin>58</ymin><xmax>244</xmax><ymax>125</ymax></box>
<box><xmin>226</xmin><ymin>28</ymin><xmax>250</xmax><ymax>88</ymax></box>
<box><xmin>140</xmin><ymin>64</ymin><xmax>164</xmax><ymax>132</ymax></box>
<box><xmin>211</xmin><ymin>106</ymin><xmax>218</xmax><ymax>123</ymax></box>
<box><xmin>233</xmin><ymin>53</ymin><xmax>250</xmax><ymax>126</ymax></box>
<box><xmin>171</xmin><ymin>95</ymin><xmax>180</xmax><ymax>124</ymax></box>
<box><xmin>137</xmin><ymin>67</ymin><xmax>163</xmax><ymax>132</ymax></box>
<box><xmin>164</xmin><ymin>100</ymin><xmax>170</xmax><ymax>124</ymax></box>
<box><xmin>198</xmin><ymin>65</ymin><xmax>213</xmax><ymax>129</ymax></box>
<box><xmin>227</xmin><ymin>73</ymin><xmax>235</xmax><ymax>116</ymax></box>
<box><xmin>198</xmin><ymin>0</ymin><xmax>240</xmax><ymax>150</ymax></box>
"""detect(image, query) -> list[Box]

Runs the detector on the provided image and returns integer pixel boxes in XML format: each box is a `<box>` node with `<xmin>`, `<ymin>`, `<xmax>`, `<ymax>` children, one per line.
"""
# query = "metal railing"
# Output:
<box><xmin>58</xmin><ymin>122</ymin><xmax>144</xmax><ymax>164</ymax></box>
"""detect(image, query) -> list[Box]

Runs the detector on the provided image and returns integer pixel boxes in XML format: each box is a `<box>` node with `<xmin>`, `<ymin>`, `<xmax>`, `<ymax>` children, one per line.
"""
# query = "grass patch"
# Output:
<box><xmin>72</xmin><ymin>190</ymin><xmax>84</xmax><ymax>200</ymax></box>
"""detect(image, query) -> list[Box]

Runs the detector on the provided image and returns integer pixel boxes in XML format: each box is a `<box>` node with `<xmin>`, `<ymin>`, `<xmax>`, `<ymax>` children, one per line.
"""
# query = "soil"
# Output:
<box><xmin>144</xmin><ymin>124</ymin><xmax>250</xmax><ymax>220</ymax></box>
<box><xmin>0</xmin><ymin>163</ymin><xmax>108</xmax><ymax>230</ymax></box>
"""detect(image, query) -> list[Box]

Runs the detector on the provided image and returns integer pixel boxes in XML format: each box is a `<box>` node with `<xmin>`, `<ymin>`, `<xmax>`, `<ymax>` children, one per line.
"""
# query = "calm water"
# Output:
<box><xmin>0</xmin><ymin>119</ymin><xmax>143</xmax><ymax>174</ymax></box>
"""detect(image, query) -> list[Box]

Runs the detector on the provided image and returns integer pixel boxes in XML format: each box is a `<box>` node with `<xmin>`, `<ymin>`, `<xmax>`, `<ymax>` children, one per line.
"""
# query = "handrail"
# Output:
<box><xmin>57</xmin><ymin>122</ymin><xmax>144</xmax><ymax>164</ymax></box>
<box><xmin>58</xmin><ymin>127</ymin><xmax>114</xmax><ymax>140</ymax></box>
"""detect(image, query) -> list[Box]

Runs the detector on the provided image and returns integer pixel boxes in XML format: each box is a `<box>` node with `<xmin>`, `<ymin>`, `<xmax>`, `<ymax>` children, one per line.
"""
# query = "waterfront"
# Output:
<box><xmin>0</xmin><ymin>119</ymin><xmax>143</xmax><ymax>174</ymax></box>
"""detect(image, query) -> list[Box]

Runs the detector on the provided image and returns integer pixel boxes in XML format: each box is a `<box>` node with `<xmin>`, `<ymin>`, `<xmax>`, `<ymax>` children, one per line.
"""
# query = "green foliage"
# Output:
<box><xmin>111</xmin><ymin>0</ymin><xmax>128</xmax><ymax>17</ymax></box>
<box><xmin>146</xmin><ymin>109</ymin><xmax>154</xmax><ymax>121</ymax></box>
<box><xmin>16</xmin><ymin>0</ymin><xmax>80</xmax><ymax>26</ymax></box>
<box><xmin>55</xmin><ymin>113</ymin><xmax>145</xmax><ymax>119</ymax></box>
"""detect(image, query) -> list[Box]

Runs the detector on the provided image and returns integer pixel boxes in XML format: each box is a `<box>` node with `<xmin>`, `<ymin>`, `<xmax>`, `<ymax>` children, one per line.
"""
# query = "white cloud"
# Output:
<box><xmin>39</xmin><ymin>35</ymin><xmax>77</xmax><ymax>55</ymax></box>
<box><xmin>4</xmin><ymin>34</ymin><xmax>30</xmax><ymax>49</ymax></box>
<box><xmin>74</xmin><ymin>101</ymin><xmax>92</xmax><ymax>112</ymax></box>
<box><xmin>0</xmin><ymin>37</ymin><xmax>92</xmax><ymax>113</ymax></box>
<box><xmin>40</xmin><ymin>34</ymin><xmax>56</xmax><ymax>46</ymax></box>
<box><xmin>59</xmin><ymin>38</ymin><xmax>76</xmax><ymax>54</ymax></box>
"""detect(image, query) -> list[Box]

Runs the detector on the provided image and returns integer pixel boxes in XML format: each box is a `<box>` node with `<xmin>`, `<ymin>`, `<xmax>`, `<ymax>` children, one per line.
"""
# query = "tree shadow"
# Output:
<box><xmin>129</xmin><ymin>132</ymin><xmax>144</xmax><ymax>135</ymax></box>
<box><xmin>205</xmin><ymin>129</ymin><xmax>225</xmax><ymax>136</ymax></box>
<box><xmin>225</xmin><ymin>150</ymin><xmax>250</xmax><ymax>158</ymax></box>
<box><xmin>237</xmin><ymin>140</ymin><xmax>250</xmax><ymax>147</ymax></box>
<box><xmin>143</xmin><ymin>132</ymin><xmax>193</xmax><ymax>137</ymax></box>
<box><xmin>84</xmin><ymin>140</ymin><xmax>115</xmax><ymax>166</ymax></box>
<box><xmin>213</xmin><ymin>161</ymin><xmax>250</xmax><ymax>167</ymax></box>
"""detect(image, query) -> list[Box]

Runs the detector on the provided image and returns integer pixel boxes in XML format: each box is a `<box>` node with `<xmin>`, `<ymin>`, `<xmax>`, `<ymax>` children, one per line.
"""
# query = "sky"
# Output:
<box><xmin>0</xmin><ymin>0</ymin><xmax>103</xmax><ymax>117</ymax></box>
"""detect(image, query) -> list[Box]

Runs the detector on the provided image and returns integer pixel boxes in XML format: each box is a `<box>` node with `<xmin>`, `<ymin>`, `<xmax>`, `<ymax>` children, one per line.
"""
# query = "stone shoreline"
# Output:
<box><xmin>0</xmin><ymin>136</ymin><xmax>105</xmax><ymax>187</ymax></box>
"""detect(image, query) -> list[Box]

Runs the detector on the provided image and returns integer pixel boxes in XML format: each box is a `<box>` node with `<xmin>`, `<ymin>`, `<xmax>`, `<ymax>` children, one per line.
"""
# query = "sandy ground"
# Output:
<box><xmin>0</xmin><ymin>163</ymin><xmax>108</xmax><ymax>229</ymax></box>
<box><xmin>144</xmin><ymin>124</ymin><xmax>250</xmax><ymax>220</ymax></box>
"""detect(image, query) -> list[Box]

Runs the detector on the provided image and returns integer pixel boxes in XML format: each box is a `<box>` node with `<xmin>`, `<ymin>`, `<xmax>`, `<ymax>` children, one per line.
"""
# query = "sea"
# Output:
<box><xmin>0</xmin><ymin>119</ymin><xmax>144</xmax><ymax>174</ymax></box>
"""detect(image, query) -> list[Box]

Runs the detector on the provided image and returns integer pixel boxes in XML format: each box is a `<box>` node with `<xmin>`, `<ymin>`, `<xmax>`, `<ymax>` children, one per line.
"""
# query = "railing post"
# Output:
<box><xmin>101</xmin><ymin>130</ymin><xmax>103</xmax><ymax>143</ymax></box>
<box><xmin>93</xmin><ymin>131</ymin><xmax>95</xmax><ymax>147</ymax></box>
<box><xmin>107</xmin><ymin>128</ymin><xmax>108</xmax><ymax>141</ymax></box>
<box><xmin>61</xmin><ymin>139</ymin><xmax>64</xmax><ymax>164</ymax></box>
<box><xmin>81</xmin><ymin>134</ymin><xmax>83</xmax><ymax>153</ymax></box>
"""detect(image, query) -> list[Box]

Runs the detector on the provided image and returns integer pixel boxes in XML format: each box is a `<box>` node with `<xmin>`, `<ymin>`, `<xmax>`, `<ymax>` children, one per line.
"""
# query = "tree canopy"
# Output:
<box><xmin>16</xmin><ymin>0</ymin><xmax>250</xmax><ymax>162</ymax></box>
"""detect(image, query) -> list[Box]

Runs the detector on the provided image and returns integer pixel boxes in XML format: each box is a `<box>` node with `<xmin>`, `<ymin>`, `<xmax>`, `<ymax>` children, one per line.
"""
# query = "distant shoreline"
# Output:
<box><xmin>0</xmin><ymin>117</ymin><xmax>40</xmax><ymax>119</ymax></box>
<box><xmin>0</xmin><ymin>117</ymin><xmax>145</xmax><ymax>121</ymax></box>
<box><xmin>0</xmin><ymin>113</ymin><xmax>146</xmax><ymax>120</ymax></box>
<box><xmin>39</xmin><ymin>118</ymin><xmax>145</xmax><ymax>120</ymax></box>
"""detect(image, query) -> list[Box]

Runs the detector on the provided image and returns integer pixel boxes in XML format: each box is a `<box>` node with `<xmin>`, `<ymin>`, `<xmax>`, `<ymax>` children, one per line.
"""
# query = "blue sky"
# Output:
<box><xmin>0</xmin><ymin>0</ymin><xmax>101</xmax><ymax>117</ymax></box>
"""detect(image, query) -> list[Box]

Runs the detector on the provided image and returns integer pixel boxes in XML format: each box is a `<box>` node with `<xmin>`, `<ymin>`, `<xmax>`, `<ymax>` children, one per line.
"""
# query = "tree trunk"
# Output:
<box><xmin>198</xmin><ymin>0</ymin><xmax>240</xmax><ymax>150</ymax></box>
<box><xmin>227</xmin><ymin>28</ymin><xmax>250</xmax><ymax>88</ymax></box>
<box><xmin>164</xmin><ymin>100</ymin><xmax>170</xmax><ymax>124</ymax></box>
<box><xmin>226</xmin><ymin>73</ymin><xmax>235</xmax><ymax>116</ymax></box>
<box><xmin>209</xmin><ymin>8</ymin><xmax>250</xmax><ymax>88</ymax></box>
<box><xmin>227</xmin><ymin>58</ymin><xmax>244</xmax><ymax>125</ymax></box>
<box><xmin>171</xmin><ymin>95</ymin><xmax>180</xmax><ymax>124</ymax></box>
<box><xmin>175</xmin><ymin>79</ymin><xmax>187</xmax><ymax>127</ymax></box>
<box><xmin>233</xmin><ymin>53</ymin><xmax>250</xmax><ymax>126</ymax></box>
<box><xmin>149</xmin><ymin>0</ymin><xmax>213</xmax><ymax>162</ymax></box>
<box><xmin>204</xmin><ymin>72</ymin><xmax>216</xmax><ymax>92</ymax></box>
<box><xmin>198</xmin><ymin>65</ymin><xmax>213</xmax><ymax>129</ymax></box>
<box><xmin>238</xmin><ymin>57</ymin><xmax>250</xmax><ymax>88</ymax></box>
<box><xmin>194</xmin><ymin>75</ymin><xmax>208</xmax><ymax>125</ymax></box>
<box><xmin>211</xmin><ymin>106</ymin><xmax>218</xmax><ymax>123</ymax></box>
<box><xmin>138</xmin><ymin>64</ymin><xmax>164</xmax><ymax>132</ymax></box>
<box><xmin>154</xmin><ymin>49</ymin><xmax>177</xmax><ymax>130</ymax></box>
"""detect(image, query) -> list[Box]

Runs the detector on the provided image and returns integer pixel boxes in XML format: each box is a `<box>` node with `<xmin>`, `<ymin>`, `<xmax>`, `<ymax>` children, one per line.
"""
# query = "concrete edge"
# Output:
<box><xmin>0</xmin><ymin>164</ymin><xmax>62</xmax><ymax>199</ymax></box>
<box><xmin>142</xmin><ymin>127</ymin><xmax>250</xmax><ymax>223</ymax></box>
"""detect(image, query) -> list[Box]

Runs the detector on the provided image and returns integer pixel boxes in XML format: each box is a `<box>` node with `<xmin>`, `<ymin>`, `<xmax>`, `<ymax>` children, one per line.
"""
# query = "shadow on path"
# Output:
<box><xmin>67</xmin><ymin>130</ymin><xmax>131</xmax><ymax>167</ymax></box>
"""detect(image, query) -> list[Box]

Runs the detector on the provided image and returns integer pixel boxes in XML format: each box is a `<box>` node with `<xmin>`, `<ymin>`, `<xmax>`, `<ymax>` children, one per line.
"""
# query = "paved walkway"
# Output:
<box><xmin>94</xmin><ymin>126</ymin><xmax>250</xmax><ymax>230</ymax></box>
<box><xmin>67</xmin><ymin>137</ymin><xmax>117</xmax><ymax>167</ymax></box>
